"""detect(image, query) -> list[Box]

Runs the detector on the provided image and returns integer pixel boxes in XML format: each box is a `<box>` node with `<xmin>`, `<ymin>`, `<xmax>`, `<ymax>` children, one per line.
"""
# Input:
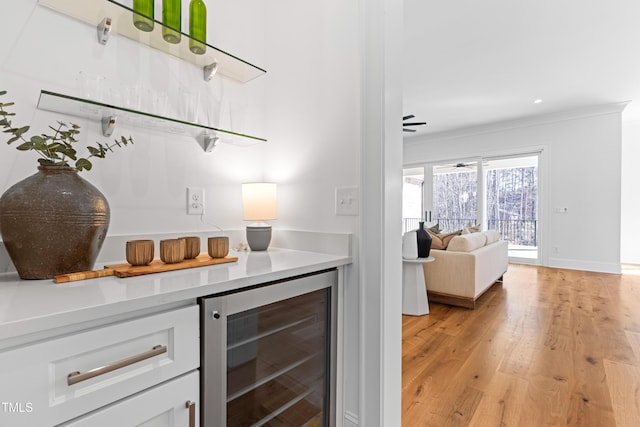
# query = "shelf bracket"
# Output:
<box><xmin>203</xmin><ymin>62</ymin><xmax>218</xmax><ymax>81</ymax></box>
<box><xmin>101</xmin><ymin>115</ymin><xmax>117</xmax><ymax>137</ymax></box>
<box><xmin>201</xmin><ymin>132</ymin><xmax>219</xmax><ymax>152</ymax></box>
<box><xmin>97</xmin><ymin>17</ymin><xmax>112</xmax><ymax>45</ymax></box>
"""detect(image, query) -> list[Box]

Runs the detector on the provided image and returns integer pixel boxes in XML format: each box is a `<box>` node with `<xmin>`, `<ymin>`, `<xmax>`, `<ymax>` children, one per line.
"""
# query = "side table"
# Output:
<box><xmin>402</xmin><ymin>256</ymin><xmax>434</xmax><ymax>315</ymax></box>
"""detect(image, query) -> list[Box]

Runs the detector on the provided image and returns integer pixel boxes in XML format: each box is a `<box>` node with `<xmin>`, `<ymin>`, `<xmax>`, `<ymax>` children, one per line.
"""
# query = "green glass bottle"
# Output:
<box><xmin>132</xmin><ymin>0</ymin><xmax>154</xmax><ymax>32</ymax></box>
<box><xmin>189</xmin><ymin>0</ymin><xmax>207</xmax><ymax>55</ymax></box>
<box><xmin>162</xmin><ymin>0</ymin><xmax>181</xmax><ymax>44</ymax></box>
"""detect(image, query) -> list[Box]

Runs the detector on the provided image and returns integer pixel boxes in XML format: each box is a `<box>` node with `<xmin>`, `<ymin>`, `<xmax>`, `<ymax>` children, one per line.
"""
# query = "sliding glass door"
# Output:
<box><xmin>484</xmin><ymin>155</ymin><xmax>539</xmax><ymax>263</ymax></box>
<box><xmin>402</xmin><ymin>167</ymin><xmax>424</xmax><ymax>233</ymax></box>
<box><xmin>430</xmin><ymin>161</ymin><xmax>480</xmax><ymax>232</ymax></box>
<box><xmin>403</xmin><ymin>152</ymin><xmax>540</xmax><ymax>263</ymax></box>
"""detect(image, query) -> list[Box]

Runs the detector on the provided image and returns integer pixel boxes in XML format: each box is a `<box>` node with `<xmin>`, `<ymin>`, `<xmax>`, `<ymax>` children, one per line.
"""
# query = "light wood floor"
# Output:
<box><xmin>402</xmin><ymin>264</ymin><xmax>640</xmax><ymax>426</ymax></box>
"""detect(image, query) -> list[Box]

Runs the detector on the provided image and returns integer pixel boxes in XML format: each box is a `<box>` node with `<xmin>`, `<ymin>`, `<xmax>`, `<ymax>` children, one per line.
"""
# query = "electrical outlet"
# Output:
<box><xmin>187</xmin><ymin>187</ymin><xmax>205</xmax><ymax>215</ymax></box>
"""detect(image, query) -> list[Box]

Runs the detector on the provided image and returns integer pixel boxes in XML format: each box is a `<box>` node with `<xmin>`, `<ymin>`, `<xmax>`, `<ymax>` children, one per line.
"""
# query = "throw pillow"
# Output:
<box><xmin>428</xmin><ymin>229</ymin><xmax>462</xmax><ymax>250</ymax></box>
<box><xmin>447</xmin><ymin>232</ymin><xmax>488</xmax><ymax>252</ymax></box>
<box><xmin>427</xmin><ymin>223</ymin><xmax>442</xmax><ymax>234</ymax></box>
<box><xmin>462</xmin><ymin>223</ymin><xmax>481</xmax><ymax>234</ymax></box>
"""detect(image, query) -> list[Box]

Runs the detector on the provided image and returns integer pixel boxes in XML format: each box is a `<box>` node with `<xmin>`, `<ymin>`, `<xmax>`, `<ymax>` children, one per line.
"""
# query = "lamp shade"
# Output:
<box><xmin>242</xmin><ymin>182</ymin><xmax>277</xmax><ymax>221</ymax></box>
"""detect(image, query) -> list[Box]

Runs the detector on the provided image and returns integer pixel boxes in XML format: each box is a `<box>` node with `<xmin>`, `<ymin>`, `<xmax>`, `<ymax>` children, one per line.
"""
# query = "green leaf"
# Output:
<box><xmin>7</xmin><ymin>136</ymin><xmax>21</xmax><ymax>144</ymax></box>
<box><xmin>14</xmin><ymin>126</ymin><xmax>30</xmax><ymax>137</ymax></box>
<box><xmin>16</xmin><ymin>141</ymin><xmax>34</xmax><ymax>150</ymax></box>
<box><xmin>58</xmin><ymin>146</ymin><xmax>77</xmax><ymax>160</ymax></box>
<box><xmin>30</xmin><ymin>135</ymin><xmax>45</xmax><ymax>144</ymax></box>
<box><xmin>75</xmin><ymin>158</ymin><xmax>92</xmax><ymax>171</ymax></box>
<box><xmin>38</xmin><ymin>158</ymin><xmax>59</xmax><ymax>166</ymax></box>
<box><xmin>87</xmin><ymin>146</ymin><xmax>101</xmax><ymax>156</ymax></box>
<box><xmin>0</xmin><ymin>90</ymin><xmax>6</xmax><ymax>96</ymax></box>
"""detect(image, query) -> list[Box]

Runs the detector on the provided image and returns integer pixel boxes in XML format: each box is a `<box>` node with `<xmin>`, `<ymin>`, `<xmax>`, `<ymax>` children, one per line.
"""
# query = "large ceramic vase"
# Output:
<box><xmin>0</xmin><ymin>165</ymin><xmax>110</xmax><ymax>279</ymax></box>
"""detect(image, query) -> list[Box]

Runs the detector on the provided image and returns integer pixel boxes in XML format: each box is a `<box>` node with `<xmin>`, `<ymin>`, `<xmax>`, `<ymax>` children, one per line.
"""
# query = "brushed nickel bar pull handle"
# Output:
<box><xmin>186</xmin><ymin>400</ymin><xmax>196</xmax><ymax>427</ymax></box>
<box><xmin>67</xmin><ymin>345</ymin><xmax>167</xmax><ymax>386</ymax></box>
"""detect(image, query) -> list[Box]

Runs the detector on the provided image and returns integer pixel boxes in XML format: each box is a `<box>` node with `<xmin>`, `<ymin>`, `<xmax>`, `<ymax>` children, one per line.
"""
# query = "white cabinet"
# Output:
<box><xmin>59</xmin><ymin>371</ymin><xmax>199</xmax><ymax>427</ymax></box>
<box><xmin>0</xmin><ymin>305</ymin><xmax>199</xmax><ymax>427</ymax></box>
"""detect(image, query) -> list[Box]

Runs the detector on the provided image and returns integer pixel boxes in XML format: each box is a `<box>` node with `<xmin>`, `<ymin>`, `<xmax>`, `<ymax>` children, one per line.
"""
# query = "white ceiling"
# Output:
<box><xmin>403</xmin><ymin>0</ymin><xmax>640</xmax><ymax>137</ymax></box>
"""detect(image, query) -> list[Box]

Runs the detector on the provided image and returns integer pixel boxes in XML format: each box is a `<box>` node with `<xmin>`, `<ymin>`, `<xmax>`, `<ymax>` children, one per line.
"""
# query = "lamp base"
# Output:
<box><xmin>246</xmin><ymin>225</ymin><xmax>272</xmax><ymax>251</ymax></box>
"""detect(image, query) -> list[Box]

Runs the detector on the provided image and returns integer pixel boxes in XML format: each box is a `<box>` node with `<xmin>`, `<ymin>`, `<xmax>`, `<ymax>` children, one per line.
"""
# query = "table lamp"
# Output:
<box><xmin>242</xmin><ymin>182</ymin><xmax>277</xmax><ymax>251</ymax></box>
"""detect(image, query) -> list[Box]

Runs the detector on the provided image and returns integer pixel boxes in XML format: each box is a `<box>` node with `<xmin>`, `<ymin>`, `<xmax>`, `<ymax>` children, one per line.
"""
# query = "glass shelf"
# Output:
<box><xmin>38</xmin><ymin>0</ymin><xmax>266</xmax><ymax>83</ymax></box>
<box><xmin>37</xmin><ymin>90</ymin><xmax>267</xmax><ymax>151</ymax></box>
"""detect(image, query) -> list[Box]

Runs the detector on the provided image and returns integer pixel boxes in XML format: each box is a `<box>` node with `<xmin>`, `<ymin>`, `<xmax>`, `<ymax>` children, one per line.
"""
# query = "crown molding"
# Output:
<box><xmin>404</xmin><ymin>101</ymin><xmax>631</xmax><ymax>145</ymax></box>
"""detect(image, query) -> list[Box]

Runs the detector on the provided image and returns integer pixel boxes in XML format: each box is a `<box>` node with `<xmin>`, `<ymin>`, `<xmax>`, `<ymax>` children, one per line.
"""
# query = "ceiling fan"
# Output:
<box><xmin>434</xmin><ymin>161</ymin><xmax>489</xmax><ymax>171</ymax></box>
<box><xmin>403</xmin><ymin>115</ymin><xmax>426</xmax><ymax>133</ymax></box>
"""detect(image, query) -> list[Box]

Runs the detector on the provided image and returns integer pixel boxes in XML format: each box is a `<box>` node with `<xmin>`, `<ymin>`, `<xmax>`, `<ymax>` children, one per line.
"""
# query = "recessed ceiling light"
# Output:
<box><xmin>533</xmin><ymin>99</ymin><xmax>543</xmax><ymax>104</ymax></box>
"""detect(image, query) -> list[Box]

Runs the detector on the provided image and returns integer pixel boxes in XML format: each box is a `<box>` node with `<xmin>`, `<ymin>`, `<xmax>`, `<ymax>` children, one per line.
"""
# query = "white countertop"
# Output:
<box><xmin>0</xmin><ymin>248</ymin><xmax>351</xmax><ymax>344</ymax></box>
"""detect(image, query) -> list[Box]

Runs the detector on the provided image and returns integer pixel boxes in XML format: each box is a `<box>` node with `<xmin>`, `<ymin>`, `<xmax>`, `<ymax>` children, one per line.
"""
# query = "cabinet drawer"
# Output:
<box><xmin>59</xmin><ymin>371</ymin><xmax>199</xmax><ymax>427</ymax></box>
<box><xmin>0</xmin><ymin>305</ymin><xmax>199</xmax><ymax>427</ymax></box>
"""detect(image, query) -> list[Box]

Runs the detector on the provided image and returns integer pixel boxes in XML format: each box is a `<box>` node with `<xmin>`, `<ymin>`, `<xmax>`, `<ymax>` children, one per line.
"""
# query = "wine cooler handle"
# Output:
<box><xmin>67</xmin><ymin>345</ymin><xmax>167</xmax><ymax>385</ymax></box>
<box><xmin>186</xmin><ymin>400</ymin><xmax>196</xmax><ymax>427</ymax></box>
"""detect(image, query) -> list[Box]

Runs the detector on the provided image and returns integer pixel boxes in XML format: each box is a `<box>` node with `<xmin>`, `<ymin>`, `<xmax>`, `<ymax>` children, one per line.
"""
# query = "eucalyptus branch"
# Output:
<box><xmin>0</xmin><ymin>90</ymin><xmax>133</xmax><ymax>171</ymax></box>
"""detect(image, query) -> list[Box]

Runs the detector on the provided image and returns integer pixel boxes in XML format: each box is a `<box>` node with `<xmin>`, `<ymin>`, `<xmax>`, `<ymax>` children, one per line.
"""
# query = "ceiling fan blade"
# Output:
<box><xmin>403</xmin><ymin>128</ymin><xmax>417</xmax><ymax>133</ymax></box>
<box><xmin>403</xmin><ymin>115</ymin><xmax>415</xmax><ymax>120</ymax></box>
<box><xmin>403</xmin><ymin>122</ymin><xmax>426</xmax><ymax>127</ymax></box>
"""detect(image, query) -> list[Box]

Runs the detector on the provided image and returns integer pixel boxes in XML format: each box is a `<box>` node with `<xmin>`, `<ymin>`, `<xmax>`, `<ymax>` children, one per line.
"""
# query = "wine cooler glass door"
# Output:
<box><xmin>201</xmin><ymin>269</ymin><xmax>337</xmax><ymax>427</ymax></box>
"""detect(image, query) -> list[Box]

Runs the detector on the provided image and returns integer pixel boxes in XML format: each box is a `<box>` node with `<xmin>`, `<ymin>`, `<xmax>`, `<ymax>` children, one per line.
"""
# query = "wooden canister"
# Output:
<box><xmin>180</xmin><ymin>236</ymin><xmax>201</xmax><ymax>259</ymax></box>
<box><xmin>160</xmin><ymin>238</ymin><xmax>185</xmax><ymax>264</ymax></box>
<box><xmin>208</xmin><ymin>236</ymin><xmax>229</xmax><ymax>258</ymax></box>
<box><xmin>126</xmin><ymin>239</ymin><xmax>155</xmax><ymax>266</ymax></box>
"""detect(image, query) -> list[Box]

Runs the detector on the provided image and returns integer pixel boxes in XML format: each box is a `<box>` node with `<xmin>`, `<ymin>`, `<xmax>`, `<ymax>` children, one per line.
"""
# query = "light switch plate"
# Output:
<box><xmin>335</xmin><ymin>186</ymin><xmax>359</xmax><ymax>216</ymax></box>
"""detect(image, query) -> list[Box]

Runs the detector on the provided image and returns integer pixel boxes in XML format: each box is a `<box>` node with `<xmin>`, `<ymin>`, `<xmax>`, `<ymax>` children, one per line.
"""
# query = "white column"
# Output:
<box><xmin>359</xmin><ymin>0</ymin><xmax>403</xmax><ymax>425</ymax></box>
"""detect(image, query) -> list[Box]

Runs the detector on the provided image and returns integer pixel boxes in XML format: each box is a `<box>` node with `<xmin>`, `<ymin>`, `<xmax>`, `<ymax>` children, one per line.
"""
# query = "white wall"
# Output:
<box><xmin>404</xmin><ymin>105</ymin><xmax>626</xmax><ymax>274</ymax></box>
<box><xmin>0</xmin><ymin>0</ymin><xmax>267</xmax><ymax>239</ymax></box>
<box><xmin>0</xmin><ymin>0</ymin><xmax>366</xmax><ymax>424</ymax></box>
<box><xmin>261</xmin><ymin>0</ymin><xmax>362</xmax><ymax>422</ymax></box>
<box><xmin>622</xmin><ymin>118</ymin><xmax>640</xmax><ymax>265</ymax></box>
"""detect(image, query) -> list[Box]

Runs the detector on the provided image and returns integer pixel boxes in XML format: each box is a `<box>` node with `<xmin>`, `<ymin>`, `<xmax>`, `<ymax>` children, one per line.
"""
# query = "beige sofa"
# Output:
<box><xmin>422</xmin><ymin>230</ymin><xmax>508</xmax><ymax>309</ymax></box>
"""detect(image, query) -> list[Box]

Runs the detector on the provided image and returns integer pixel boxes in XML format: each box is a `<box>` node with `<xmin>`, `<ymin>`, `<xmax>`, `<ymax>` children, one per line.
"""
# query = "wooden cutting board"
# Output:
<box><xmin>104</xmin><ymin>254</ymin><xmax>238</xmax><ymax>278</ymax></box>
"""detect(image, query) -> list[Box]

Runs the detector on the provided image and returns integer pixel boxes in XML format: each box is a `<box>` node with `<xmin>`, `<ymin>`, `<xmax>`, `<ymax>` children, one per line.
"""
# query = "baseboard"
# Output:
<box><xmin>427</xmin><ymin>291</ymin><xmax>476</xmax><ymax>309</ymax></box>
<box><xmin>547</xmin><ymin>257</ymin><xmax>621</xmax><ymax>274</ymax></box>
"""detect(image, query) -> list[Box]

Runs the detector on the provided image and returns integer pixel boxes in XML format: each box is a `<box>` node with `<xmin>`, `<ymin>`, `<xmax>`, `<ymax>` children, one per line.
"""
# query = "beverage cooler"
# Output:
<box><xmin>200</xmin><ymin>269</ymin><xmax>338</xmax><ymax>426</ymax></box>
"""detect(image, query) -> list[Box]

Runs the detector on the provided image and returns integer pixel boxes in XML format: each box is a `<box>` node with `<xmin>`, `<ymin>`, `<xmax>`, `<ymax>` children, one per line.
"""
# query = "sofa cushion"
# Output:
<box><xmin>428</xmin><ymin>229</ymin><xmax>461</xmax><ymax>250</ymax></box>
<box><xmin>447</xmin><ymin>232</ymin><xmax>487</xmax><ymax>252</ymax></box>
<box><xmin>483</xmin><ymin>230</ymin><xmax>502</xmax><ymax>244</ymax></box>
<box><xmin>462</xmin><ymin>223</ymin><xmax>481</xmax><ymax>234</ymax></box>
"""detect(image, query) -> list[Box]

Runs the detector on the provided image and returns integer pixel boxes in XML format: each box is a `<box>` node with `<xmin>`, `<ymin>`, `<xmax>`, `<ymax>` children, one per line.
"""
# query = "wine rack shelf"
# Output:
<box><xmin>39</xmin><ymin>0</ymin><xmax>266</xmax><ymax>83</ymax></box>
<box><xmin>37</xmin><ymin>90</ymin><xmax>266</xmax><ymax>151</ymax></box>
